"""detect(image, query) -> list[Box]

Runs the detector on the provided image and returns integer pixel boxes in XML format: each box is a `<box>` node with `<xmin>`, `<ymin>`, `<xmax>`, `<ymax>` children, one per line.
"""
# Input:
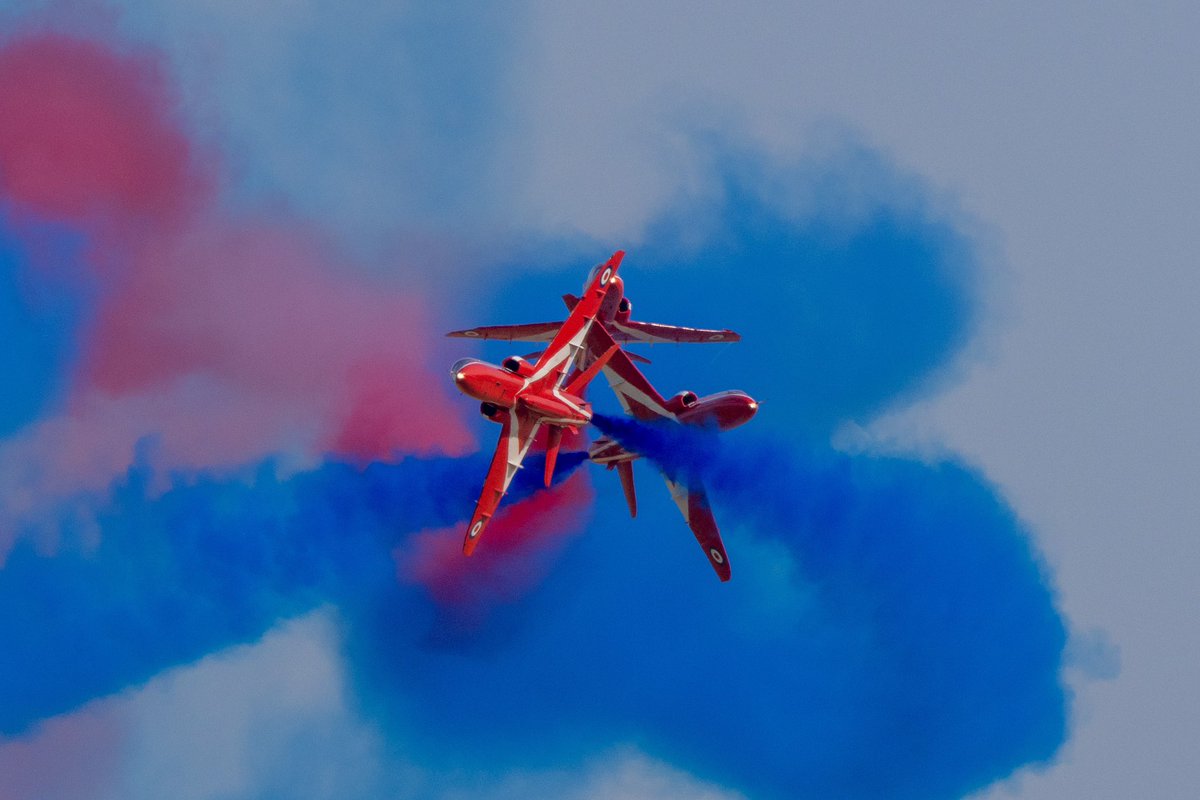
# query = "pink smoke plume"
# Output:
<box><xmin>0</xmin><ymin>704</ymin><xmax>122</xmax><ymax>800</ymax></box>
<box><xmin>0</xmin><ymin>30</ymin><xmax>472</xmax><ymax>506</ymax></box>
<box><xmin>0</xmin><ymin>33</ymin><xmax>204</xmax><ymax>228</ymax></box>
<box><xmin>400</xmin><ymin>472</ymin><xmax>595</xmax><ymax>613</ymax></box>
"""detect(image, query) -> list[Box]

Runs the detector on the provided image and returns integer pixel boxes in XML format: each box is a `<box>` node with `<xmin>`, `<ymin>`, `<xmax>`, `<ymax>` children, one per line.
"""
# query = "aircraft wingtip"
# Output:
<box><xmin>463</xmin><ymin>521</ymin><xmax>486</xmax><ymax>555</ymax></box>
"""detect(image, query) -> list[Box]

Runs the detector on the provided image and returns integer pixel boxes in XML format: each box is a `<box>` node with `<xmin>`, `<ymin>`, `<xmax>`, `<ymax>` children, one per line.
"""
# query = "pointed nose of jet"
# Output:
<box><xmin>737</xmin><ymin>395</ymin><xmax>760</xmax><ymax>427</ymax></box>
<box><xmin>451</xmin><ymin>358</ymin><xmax>491</xmax><ymax>398</ymax></box>
<box><xmin>451</xmin><ymin>357</ymin><xmax>480</xmax><ymax>386</ymax></box>
<box><xmin>715</xmin><ymin>391</ymin><xmax>760</xmax><ymax>430</ymax></box>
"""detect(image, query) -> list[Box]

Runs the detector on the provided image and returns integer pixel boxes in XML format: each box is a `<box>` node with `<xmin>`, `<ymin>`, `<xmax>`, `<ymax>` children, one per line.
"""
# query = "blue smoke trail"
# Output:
<box><xmin>0</xmin><ymin>208</ymin><xmax>91</xmax><ymax>436</ymax></box>
<box><xmin>0</xmin><ymin>445</ymin><xmax>587</xmax><ymax>735</ymax></box>
<box><xmin>314</xmin><ymin>141</ymin><xmax>1068</xmax><ymax>799</ymax></box>
<box><xmin>324</xmin><ymin>414</ymin><xmax>1068</xmax><ymax>800</ymax></box>
<box><xmin>524</xmin><ymin>412</ymin><xmax>1066</xmax><ymax>798</ymax></box>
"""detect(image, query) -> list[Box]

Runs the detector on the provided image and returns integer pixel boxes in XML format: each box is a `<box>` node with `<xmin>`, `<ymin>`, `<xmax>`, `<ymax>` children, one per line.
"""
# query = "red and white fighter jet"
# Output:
<box><xmin>449</xmin><ymin>251</ymin><xmax>623</xmax><ymax>554</ymax></box>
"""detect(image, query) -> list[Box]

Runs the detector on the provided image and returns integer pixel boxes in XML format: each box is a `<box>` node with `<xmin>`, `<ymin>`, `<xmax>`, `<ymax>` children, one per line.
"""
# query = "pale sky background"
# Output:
<box><xmin>2</xmin><ymin>2</ymin><xmax>1197</xmax><ymax>797</ymax></box>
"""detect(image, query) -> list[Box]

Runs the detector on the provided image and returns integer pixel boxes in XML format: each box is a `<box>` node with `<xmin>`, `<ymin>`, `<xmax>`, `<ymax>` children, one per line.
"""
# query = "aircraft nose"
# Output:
<box><xmin>451</xmin><ymin>357</ymin><xmax>478</xmax><ymax>382</ymax></box>
<box><xmin>742</xmin><ymin>396</ymin><xmax>761</xmax><ymax>423</ymax></box>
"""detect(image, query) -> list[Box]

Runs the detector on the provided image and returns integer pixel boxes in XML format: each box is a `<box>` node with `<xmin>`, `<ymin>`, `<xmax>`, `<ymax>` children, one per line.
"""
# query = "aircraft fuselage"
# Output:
<box><xmin>588</xmin><ymin>389</ymin><xmax>758</xmax><ymax>465</ymax></box>
<box><xmin>452</xmin><ymin>358</ymin><xmax>592</xmax><ymax>427</ymax></box>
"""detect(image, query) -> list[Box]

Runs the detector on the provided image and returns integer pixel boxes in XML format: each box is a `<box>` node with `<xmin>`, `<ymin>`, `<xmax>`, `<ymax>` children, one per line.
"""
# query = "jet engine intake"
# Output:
<box><xmin>502</xmin><ymin>356</ymin><xmax>535</xmax><ymax>376</ymax></box>
<box><xmin>667</xmin><ymin>390</ymin><xmax>699</xmax><ymax>413</ymax></box>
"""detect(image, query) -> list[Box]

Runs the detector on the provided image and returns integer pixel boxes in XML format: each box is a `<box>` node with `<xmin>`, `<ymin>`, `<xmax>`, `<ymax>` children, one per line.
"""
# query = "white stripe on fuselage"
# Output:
<box><xmin>599</xmin><ymin>364</ymin><xmax>677</xmax><ymax>422</ymax></box>
<box><xmin>518</xmin><ymin>315</ymin><xmax>594</xmax><ymax>423</ymax></box>
<box><xmin>501</xmin><ymin>412</ymin><xmax>541</xmax><ymax>492</ymax></box>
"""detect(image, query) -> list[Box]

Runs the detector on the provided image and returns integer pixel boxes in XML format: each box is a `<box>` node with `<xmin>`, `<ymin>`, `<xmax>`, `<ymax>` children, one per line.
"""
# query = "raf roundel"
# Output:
<box><xmin>600</xmin><ymin>267</ymin><xmax>612</xmax><ymax>285</ymax></box>
<box><xmin>710</xmin><ymin>548</ymin><xmax>725</xmax><ymax>564</ymax></box>
<box><xmin>469</xmin><ymin>521</ymin><xmax>484</xmax><ymax>539</ymax></box>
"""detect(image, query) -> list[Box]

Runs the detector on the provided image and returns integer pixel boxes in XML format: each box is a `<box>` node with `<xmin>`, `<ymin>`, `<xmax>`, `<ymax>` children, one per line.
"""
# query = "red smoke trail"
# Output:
<box><xmin>0</xmin><ymin>705</ymin><xmax>122</xmax><ymax>800</ymax></box>
<box><xmin>0</xmin><ymin>34</ymin><xmax>204</xmax><ymax>228</ymax></box>
<box><xmin>400</xmin><ymin>472</ymin><xmax>595</xmax><ymax>612</ymax></box>
<box><xmin>0</xmin><ymin>32</ymin><xmax>471</xmax><ymax>474</ymax></box>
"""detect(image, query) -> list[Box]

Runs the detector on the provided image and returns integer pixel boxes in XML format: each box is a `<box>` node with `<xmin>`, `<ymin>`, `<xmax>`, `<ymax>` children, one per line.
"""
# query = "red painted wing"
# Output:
<box><xmin>463</xmin><ymin>409</ymin><xmax>542</xmax><ymax>554</ymax></box>
<box><xmin>445</xmin><ymin>322</ymin><xmax>561</xmax><ymax>342</ymax></box>
<box><xmin>665</xmin><ymin>477</ymin><xmax>732</xmax><ymax>581</ymax></box>
<box><xmin>610</xmin><ymin>320</ymin><xmax>740</xmax><ymax>344</ymax></box>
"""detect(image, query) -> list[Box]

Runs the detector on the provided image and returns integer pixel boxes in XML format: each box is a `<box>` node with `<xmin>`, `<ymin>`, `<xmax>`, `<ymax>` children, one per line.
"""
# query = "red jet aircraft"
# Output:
<box><xmin>448</xmin><ymin>250</ymin><xmax>757</xmax><ymax>580</ymax></box>
<box><xmin>449</xmin><ymin>251</ymin><xmax>623</xmax><ymax>554</ymax></box>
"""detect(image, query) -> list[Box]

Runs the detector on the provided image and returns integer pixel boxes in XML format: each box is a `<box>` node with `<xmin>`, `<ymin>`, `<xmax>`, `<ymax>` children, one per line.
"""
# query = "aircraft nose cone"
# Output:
<box><xmin>738</xmin><ymin>396</ymin><xmax>760</xmax><ymax>426</ymax></box>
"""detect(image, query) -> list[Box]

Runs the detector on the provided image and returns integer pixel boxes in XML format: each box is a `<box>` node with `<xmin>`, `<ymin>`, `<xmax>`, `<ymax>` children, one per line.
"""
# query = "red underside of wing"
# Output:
<box><xmin>686</xmin><ymin>485</ymin><xmax>732</xmax><ymax>581</ymax></box>
<box><xmin>462</xmin><ymin>416</ymin><xmax>514</xmax><ymax>555</ymax></box>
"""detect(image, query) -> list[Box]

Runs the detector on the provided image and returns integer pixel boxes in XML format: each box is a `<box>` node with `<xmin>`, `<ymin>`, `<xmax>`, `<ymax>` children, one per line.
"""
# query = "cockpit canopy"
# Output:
<box><xmin>583</xmin><ymin>262</ymin><xmax>603</xmax><ymax>292</ymax></box>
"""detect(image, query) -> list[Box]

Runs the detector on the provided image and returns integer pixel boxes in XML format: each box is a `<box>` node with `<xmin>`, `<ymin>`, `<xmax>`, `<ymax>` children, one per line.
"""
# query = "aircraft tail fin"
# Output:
<box><xmin>565</xmin><ymin>344</ymin><xmax>618</xmax><ymax>396</ymax></box>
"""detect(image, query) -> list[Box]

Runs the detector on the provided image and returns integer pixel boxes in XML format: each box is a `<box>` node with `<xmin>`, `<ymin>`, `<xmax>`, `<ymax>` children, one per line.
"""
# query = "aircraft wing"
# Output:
<box><xmin>446</xmin><ymin>322</ymin><xmax>562</xmax><ymax>342</ymax></box>
<box><xmin>463</xmin><ymin>408</ymin><xmax>542</xmax><ymax>554</ymax></box>
<box><xmin>610</xmin><ymin>320</ymin><xmax>740</xmax><ymax>344</ymax></box>
<box><xmin>585</xmin><ymin>324</ymin><xmax>733</xmax><ymax>580</ymax></box>
<box><xmin>665</xmin><ymin>477</ymin><xmax>732</xmax><ymax>581</ymax></box>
